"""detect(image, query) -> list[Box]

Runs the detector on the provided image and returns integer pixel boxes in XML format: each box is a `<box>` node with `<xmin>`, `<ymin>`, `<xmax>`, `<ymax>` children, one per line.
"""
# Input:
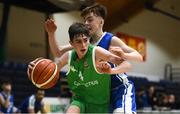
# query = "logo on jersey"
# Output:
<box><xmin>74</xmin><ymin>80</ymin><xmax>99</xmax><ymax>87</ymax></box>
<box><xmin>83</xmin><ymin>60</ymin><xmax>89</xmax><ymax>69</ymax></box>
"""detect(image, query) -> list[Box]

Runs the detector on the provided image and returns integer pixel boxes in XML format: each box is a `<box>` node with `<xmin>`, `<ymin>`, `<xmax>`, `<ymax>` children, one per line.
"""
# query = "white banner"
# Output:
<box><xmin>43</xmin><ymin>97</ymin><xmax>70</xmax><ymax>113</ymax></box>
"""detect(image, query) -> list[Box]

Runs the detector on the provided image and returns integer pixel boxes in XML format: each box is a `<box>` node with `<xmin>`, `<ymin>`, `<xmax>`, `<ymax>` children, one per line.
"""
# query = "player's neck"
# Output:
<box><xmin>91</xmin><ymin>31</ymin><xmax>104</xmax><ymax>44</ymax></box>
<box><xmin>96</xmin><ymin>31</ymin><xmax>104</xmax><ymax>39</ymax></box>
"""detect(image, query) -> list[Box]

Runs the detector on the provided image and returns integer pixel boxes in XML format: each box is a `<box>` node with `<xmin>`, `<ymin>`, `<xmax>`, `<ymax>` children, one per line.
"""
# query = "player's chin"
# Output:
<box><xmin>80</xmin><ymin>52</ymin><xmax>86</xmax><ymax>57</ymax></box>
<box><xmin>89</xmin><ymin>30</ymin><xmax>94</xmax><ymax>35</ymax></box>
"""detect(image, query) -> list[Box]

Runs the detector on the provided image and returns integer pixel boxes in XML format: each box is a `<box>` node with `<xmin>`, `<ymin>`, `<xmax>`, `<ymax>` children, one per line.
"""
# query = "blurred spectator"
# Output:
<box><xmin>0</xmin><ymin>79</ymin><xmax>16</xmax><ymax>113</ymax></box>
<box><xmin>168</xmin><ymin>94</ymin><xmax>177</xmax><ymax>109</ymax></box>
<box><xmin>136</xmin><ymin>87</ymin><xmax>149</xmax><ymax>109</ymax></box>
<box><xmin>17</xmin><ymin>89</ymin><xmax>46</xmax><ymax>113</ymax></box>
<box><xmin>136</xmin><ymin>85</ymin><xmax>159</xmax><ymax>110</ymax></box>
<box><xmin>157</xmin><ymin>93</ymin><xmax>169</xmax><ymax>111</ymax></box>
<box><xmin>146</xmin><ymin>85</ymin><xmax>158</xmax><ymax>110</ymax></box>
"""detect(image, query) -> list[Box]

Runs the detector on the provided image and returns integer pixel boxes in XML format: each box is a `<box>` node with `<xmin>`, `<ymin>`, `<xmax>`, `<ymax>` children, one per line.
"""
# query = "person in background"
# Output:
<box><xmin>17</xmin><ymin>89</ymin><xmax>46</xmax><ymax>114</ymax></box>
<box><xmin>146</xmin><ymin>85</ymin><xmax>158</xmax><ymax>110</ymax></box>
<box><xmin>0</xmin><ymin>79</ymin><xmax>16</xmax><ymax>113</ymax></box>
<box><xmin>168</xmin><ymin>94</ymin><xmax>177</xmax><ymax>109</ymax></box>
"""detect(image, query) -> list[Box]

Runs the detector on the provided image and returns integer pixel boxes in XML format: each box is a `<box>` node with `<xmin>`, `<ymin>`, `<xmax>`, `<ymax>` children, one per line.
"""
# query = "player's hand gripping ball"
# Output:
<box><xmin>27</xmin><ymin>58</ymin><xmax>60</xmax><ymax>89</ymax></box>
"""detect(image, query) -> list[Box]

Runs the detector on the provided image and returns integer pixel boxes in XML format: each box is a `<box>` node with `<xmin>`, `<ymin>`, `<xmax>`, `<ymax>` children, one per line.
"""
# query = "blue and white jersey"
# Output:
<box><xmin>18</xmin><ymin>95</ymin><xmax>44</xmax><ymax>113</ymax></box>
<box><xmin>96</xmin><ymin>32</ymin><xmax>136</xmax><ymax>114</ymax></box>
<box><xmin>0</xmin><ymin>92</ymin><xmax>14</xmax><ymax>113</ymax></box>
<box><xmin>96</xmin><ymin>32</ymin><xmax>127</xmax><ymax>89</ymax></box>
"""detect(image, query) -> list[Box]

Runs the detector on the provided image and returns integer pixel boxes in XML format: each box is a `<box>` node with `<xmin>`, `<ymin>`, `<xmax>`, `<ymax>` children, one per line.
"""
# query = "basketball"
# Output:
<box><xmin>27</xmin><ymin>58</ymin><xmax>60</xmax><ymax>89</ymax></box>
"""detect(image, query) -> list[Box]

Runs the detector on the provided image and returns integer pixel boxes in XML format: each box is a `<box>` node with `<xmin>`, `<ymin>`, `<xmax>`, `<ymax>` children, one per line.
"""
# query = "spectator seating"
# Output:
<box><xmin>0</xmin><ymin>61</ymin><xmax>180</xmax><ymax>108</ymax></box>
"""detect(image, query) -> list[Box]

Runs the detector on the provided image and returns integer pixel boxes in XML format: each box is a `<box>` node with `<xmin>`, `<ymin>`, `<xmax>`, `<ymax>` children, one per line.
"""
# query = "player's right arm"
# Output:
<box><xmin>45</xmin><ymin>19</ymin><xmax>73</xmax><ymax>58</ymax></box>
<box><xmin>56</xmin><ymin>51</ymin><xmax>69</xmax><ymax>70</ymax></box>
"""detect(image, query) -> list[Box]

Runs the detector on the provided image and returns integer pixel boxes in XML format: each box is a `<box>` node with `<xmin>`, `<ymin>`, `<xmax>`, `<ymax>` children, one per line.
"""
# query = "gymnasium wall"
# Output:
<box><xmin>0</xmin><ymin>3</ymin><xmax>4</xmax><ymax>61</ymax></box>
<box><xmin>0</xmin><ymin>4</ymin><xmax>46</xmax><ymax>62</ymax></box>
<box><xmin>53</xmin><ymin>11</ymin><xmax>82</xmax><ymax>47</ymax></box>
<box><xmin>112</xmin><ymin>0</ymin><xmax>180</xmax><ymax>80</ymax></box>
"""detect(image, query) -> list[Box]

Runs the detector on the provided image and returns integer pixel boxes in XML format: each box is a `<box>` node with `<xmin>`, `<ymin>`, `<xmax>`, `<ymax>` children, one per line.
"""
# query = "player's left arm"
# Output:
<box><xmin>95</xmin><ymin>46</ymin><xmax>131</xmax><ymax>73</ymax></box>
<box><xmin>110</xmin><ymin>36</ymin><xmax>143</xmax><ymax>62</ymax></box>
<box><xmin>95</xmin><ymin>46</ymin><xmax>123</xmax><ymax>65</ymax></box>
<box><xmin>97</xmin><ymin>60</ymin><xmax>131</xmax><ymax>74</ymax></box>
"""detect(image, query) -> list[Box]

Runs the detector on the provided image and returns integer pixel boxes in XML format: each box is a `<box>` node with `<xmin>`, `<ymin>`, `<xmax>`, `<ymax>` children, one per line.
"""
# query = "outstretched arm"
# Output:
<box><xmin>110</xmin><ymin>36</ymin><xmax>143</xmax><ymax>62</ymax></box>
<box><xmin>95</xmin><ymin>46</ymin><xmax>123</xmax><ymax>65</ymax></box>
<box><xmin>95</xmin><ymin>46</ymin><xmax>131</xmax><ymax>74</ymax></box>
<box><xmin>96</xmin><ymin>60</ymin><xmax>131</xmax><ymax>74</ymax></box>
<box><xmin>45</xmin><ymin>19</ymin><xmax>73</xmax><ymax>58</ymax></box>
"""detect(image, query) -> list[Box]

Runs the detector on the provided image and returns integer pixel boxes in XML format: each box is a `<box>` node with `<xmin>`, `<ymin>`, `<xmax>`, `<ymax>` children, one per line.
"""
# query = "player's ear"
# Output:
<box><xmin>100</xmin><ymin>19</ymin><xmax>104</xmax><ymax>25</ymax></box>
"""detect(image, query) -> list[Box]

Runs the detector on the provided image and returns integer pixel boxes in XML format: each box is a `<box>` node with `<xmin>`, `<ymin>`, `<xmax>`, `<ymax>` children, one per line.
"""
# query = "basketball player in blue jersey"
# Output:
<box><xmin>17</xmin><ymin>89</ymin><xmax>46</xmax><ymax>113</ymax></box>
<box><xmin>0</xmin><ymin>80</ymin><xmax>15</xmax><ymax>113</ymax></box>
<box><xmin>45</xmin><ymin>3</ymin><xmax>143</xmax><ymax>114</ymax></box>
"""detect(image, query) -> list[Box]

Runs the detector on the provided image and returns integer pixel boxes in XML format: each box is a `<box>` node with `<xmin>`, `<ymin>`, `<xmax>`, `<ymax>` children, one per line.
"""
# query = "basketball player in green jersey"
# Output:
<box><xmin>33</xmin><ymin>22</ymin><xmax>130</xmax><ymax>113</ymax></box>
<box><xmin>60</xmin><ymin>22</ymin><xmax>131</xmax><ymax>113</ymax></box>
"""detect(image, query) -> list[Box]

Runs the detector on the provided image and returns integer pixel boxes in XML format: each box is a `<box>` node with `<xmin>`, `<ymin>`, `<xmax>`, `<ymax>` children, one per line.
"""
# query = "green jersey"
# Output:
<box><xmin>66</xmin><ymin>45</ymin><xmax>110</xmax><ymax>105</ymax></box>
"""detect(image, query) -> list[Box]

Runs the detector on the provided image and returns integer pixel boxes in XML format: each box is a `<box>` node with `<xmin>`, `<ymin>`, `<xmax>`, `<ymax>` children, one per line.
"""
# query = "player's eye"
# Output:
<box><xmin>84</xmin><ymin>38</ymin><xmax>88</xmax><ymax>43</ymax></box>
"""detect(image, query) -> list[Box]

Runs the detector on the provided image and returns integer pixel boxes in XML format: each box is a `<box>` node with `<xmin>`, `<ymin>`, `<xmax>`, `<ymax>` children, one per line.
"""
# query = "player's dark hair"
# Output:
<box><xmin>68</xmin><ymin>22</ymin><xmax>90</xmax><ymax>41</ymax></box>
<box><xmin>81</xmin><ymin>3</ymin><xmax>107</xmax><ymax>20</ymax></box>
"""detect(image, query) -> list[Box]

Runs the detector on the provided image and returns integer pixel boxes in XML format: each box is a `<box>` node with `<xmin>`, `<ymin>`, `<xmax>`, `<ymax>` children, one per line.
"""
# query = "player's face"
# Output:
<box><xmin>70</xmin><ymin>34</ymin><xmax>90</xmax><ymax>59</ymax></box>
<box><xmin>83</xmin><ymin>12</ymin><xmax>102</xmax><ymax>35</ymax></box>
<box><xmin>2</xmin><ymin>83</ymin><xmax>12</xmax><ymax>93</ymax></box>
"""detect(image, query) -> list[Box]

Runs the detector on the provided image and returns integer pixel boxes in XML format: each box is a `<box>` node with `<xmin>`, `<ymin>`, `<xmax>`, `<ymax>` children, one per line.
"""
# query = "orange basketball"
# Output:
<box><xmin>28</xmin><ymin>58</ymin><xmax>60</xmax><ymax>89</ymax></box>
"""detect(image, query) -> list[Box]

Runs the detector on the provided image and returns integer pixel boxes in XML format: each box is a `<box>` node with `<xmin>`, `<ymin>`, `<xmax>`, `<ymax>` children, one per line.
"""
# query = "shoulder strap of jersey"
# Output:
<box><xmin>97</xmin><ymin>32</ymin><xmax>113</xmax><ymax>50</ymax></box>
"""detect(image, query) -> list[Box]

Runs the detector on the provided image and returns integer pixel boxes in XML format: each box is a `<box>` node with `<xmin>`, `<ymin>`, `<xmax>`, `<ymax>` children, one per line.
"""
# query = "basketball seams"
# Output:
<box><xmin>36</xmin><ymin>61</ymin><xmax>53</xmax><ymax>84</ymax></box>
<box><xmin>36</xmin><ymin>63</ymin><xmax>58</xmax><ymax>88</ymax></box>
